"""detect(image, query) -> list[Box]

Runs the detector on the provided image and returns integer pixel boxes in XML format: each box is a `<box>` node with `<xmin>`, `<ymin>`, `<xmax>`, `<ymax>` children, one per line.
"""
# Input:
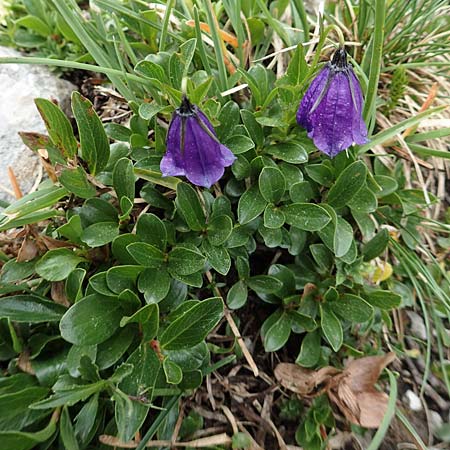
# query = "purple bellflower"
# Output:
<box><xmin>160</xmin><ymin>96</ymin><xmax>236</xmax><ymax>188</ymax></box>
<box><xmin>297</xmin><ymin>48</ymin><xmax>369</xmax><ymax>157</ymax></box>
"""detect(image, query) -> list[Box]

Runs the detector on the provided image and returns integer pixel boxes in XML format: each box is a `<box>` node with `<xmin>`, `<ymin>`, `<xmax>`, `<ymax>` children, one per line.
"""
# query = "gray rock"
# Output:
<box><xmin>429</xmin><ymin>409</ymin><xmax>444</xmax><ymax>438</ymax></box>
<box><xmin>404</xmin><ymin>390</ymin><xmax>422</xmax><ymax>411</ymax></box>
<box><xmin>407</xmin><ymin>310</ymin><xmax>427</xmax><ymax>341</ymax></box>
<box><xmin>0</xmin><ymin>46</ymin><xmax>76</xmax><ymax>204</ymax></box>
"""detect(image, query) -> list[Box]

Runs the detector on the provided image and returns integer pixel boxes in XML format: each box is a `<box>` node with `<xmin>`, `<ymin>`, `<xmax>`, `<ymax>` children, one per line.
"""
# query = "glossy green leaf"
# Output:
<box><xmin>226</xmin><ymin>280</ymin><xmax>248</xmax><ymax>310</ymax></box>
<box><xmin>282</xmin><ymin>203</ymin><xmax>331</xmax><ymax>231</ymax></box>
<box><xmin>266</xmin><ymin>142</ymin><xmax>308</xmax><ymax>164</ymax></box>
<box><xmin>168</xmin><ymin>246</ymin><xmax>205</xmax><ymax>276</ymax></box>
<box><xmin>225</xmin><ymin>135</ymin><xmax>255</xmax><ymax>154</ymax></box>
<box><xmin>362</xmin><ymin>229</ymin><xmax>390</xmax><ymax>261</ymax></box>
<box><xmin>71</xmin><ymin>91</ymin><xmax>109</xmax><ymax>175</ymax></box>
<box><xmin>202</xmin><ymin>240</ymin><xmax>231</xmax><ymax>275</ymax></box>
<box><xmin>247</xmin><ymin>275</ymin><xmax>283</xmax><ymax>294</ymax></box>
<box><xmin>35</xmin><ymin>98</ymin><xmax>77</xmax><ymax>158</ymax></box>
<box><xmin>36</xmin><ymin>248</ymin><xmax>86</xmax><ymax>281</ymax></box>
<box><xmin>81</xmin><ymin>222</ymin><xmax>119</xmax><ymax>247</ymax></box>
<box><xmin>127</xmin><ymin>242</ymin><xmax>165</xmax><ymax>268</ymax></box>
<box><xmin>120</xmin><ymin>304</ymin><xmax>158</xmax><ymax>341</ymax></box>
<box><xmin>263</xmin><ymin>312</ymin><xmax>291</xmax><ymax>352</ymax></box>
<box><xmin>135</xmin><ymin>213</ymin><xmax>167</xmax><ymax>250</ymax></box>
<box><xmin>0</xmin><ymin>295</ymin><xmax>65</xmax><ymax>323</ymax></box>
<box><xmin>113</xmin><ymin>157</ymin><xmax>135</xmax><ymax>205</ymax></box>
<box><xmin>259</xmin><ymin>166</ymin><xmax>286</xmax><ymax>203</ymax></box>
<box><xmin>163</xmin><ymin>359</ymin><xmax>183</xmax><ymax>384</ymax></box>
<box><xmin>59</xmin><ymin>167</ymin><xmax>96</xmax><ymax>199</ymax></box>
<box><xmin>237</xmin><ymin>185</ymin><xmax>267</xmax><ymax>225</ymax></box>
<box><xmin>327</xmin><ymin>161</ymin><xmax>367</xmax><ymax>208</ymax></box>
<box><xmin>364</xmin><ymin>290</ymin><xmax>402</xmax><ymax>309</ymax></box>
<box><xmin>320</xmin><ymin>305</ymin><xmax>343</xmax><ymax>352</ymax></box>
<box><xmin>207</xmin><ymin>215</ymin><xmax>233</xmax><ymax>246</ymax></box>
<box><xmin>60</xmin><ymin>295</ymin><xmax>124</xmax><ymax>345</ymax></box>
<box><xmin>176</xmin><ymin>182</ymin><xmax>206</xmax><ymax>231</ymax></box>
<box><xmin>330</xmin><ymin>294</ymin><xmax>374</xmax><ymax>323</ymax></box>
<box><xmin>160</xmin><ymin>297</ymin><xmax>223</xmax><ymax>350</ymax></box>
<box><xmin>138</xmin><ymin>268</ymin><xmax>171</xmax><ymax>304</ymax></box>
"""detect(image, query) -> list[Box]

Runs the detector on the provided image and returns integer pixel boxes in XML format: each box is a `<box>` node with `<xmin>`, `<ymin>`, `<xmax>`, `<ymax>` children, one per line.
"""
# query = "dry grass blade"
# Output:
<box><xmin>99</xmin><ymin>432</ymin><xmax>232</xmax><ymax>448</ymax></box>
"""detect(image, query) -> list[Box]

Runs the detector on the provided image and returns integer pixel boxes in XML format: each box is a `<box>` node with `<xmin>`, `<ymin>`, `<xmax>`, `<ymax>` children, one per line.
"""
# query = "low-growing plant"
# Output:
<box><xmin>0</xmin><ymin>0</ymin><xmax>449</xmax><ymax>449</ymax></box>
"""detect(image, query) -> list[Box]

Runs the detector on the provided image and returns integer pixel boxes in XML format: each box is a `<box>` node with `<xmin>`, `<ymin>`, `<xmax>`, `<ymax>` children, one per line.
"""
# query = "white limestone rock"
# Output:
<box><xmin>0</xmin><ymin>46</ymin><xmax>76</xmax><ymax>204</ymax></box>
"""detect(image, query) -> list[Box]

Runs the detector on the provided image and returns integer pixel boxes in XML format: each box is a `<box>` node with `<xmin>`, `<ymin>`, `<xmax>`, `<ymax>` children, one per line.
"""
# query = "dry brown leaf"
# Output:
<box><xmin>17</xmin><ymin>238</ymin><xmax>39</xmax><ymax>262</ymax></box>
<box><xmin>51</xmin><ymin>281</ymin><xmax>71</xmax><ymax>307</ymax></box>
<box><xmin>274</xmin><ymin>363</ymin><xmax>338</xmax><ymax>396</ymax></box>
<box><xmin>328</xmin><ymin>353</ymin><xmax>396</xmax><ymax>428</ymax></box>
<box><xmin>276</xmin><ymin>353</ymin><xmax>395</xmax><ymax>429</ymax></box>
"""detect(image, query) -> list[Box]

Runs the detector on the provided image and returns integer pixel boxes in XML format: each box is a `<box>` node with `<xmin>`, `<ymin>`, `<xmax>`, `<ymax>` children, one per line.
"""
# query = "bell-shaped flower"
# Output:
<box><xmin>297</xmin><ymin>48</ymin><xmax>369</xmax><ymax>157</ymax></box>
<box><xmin>161</xmin><ymin>96</ymin><xmax>236</xmax><ymax>188</ymax></box>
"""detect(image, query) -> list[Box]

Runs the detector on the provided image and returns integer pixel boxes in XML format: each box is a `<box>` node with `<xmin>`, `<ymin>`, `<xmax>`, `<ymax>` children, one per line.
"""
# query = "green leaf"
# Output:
<box><xmin>96</xmin><ymin>327</ymin><xmax>134</xmax><ymax>370</ymax></box>
<box><xmin>289</xmin><ymin>181</ymin><xmax>314</xmax><ymax>203</ymax></box>
<box><xmin>81</xmin><ymin>222</ymin><xmax>119</xmax><ymax>247</ymax></box>
<box><xmin>34</xmin><ymin>98</ymin><xmax>77</xmax><ymax>158</ymax></box>
<box><xmin>264</xmin><ymin>205</ymin><xmax>285</xmax><ymax>229</ymax></box>
<box><xmin>136</xmin><ymin>213</ymin><xmax>167</xmax><ymax>250</ymax></box>
<box><xmin>60</xmin><ymin>406</ymin><xmax>80</xmax><ymax>450</ymax></box>
<box><xmin>263</xmin><ymin>312</ymin><xmax>291</xmax><ymax>352</ymax></box>
<box><xmin>217</xmin><ymin>101</ymin><xmax>240</xmax><ymax>140</ymax></box>
<box><xmin>59</xmin><ymin>167</ymin><xmax>96</xmax><ymax>199</ymax></box>
<box><xmin>120</xmin><ymin>304</ymin><xmax>158</xmax><ymax>341</ymax></box>
<box><xmin>31</xmin><ymin>382</ymin><xmax>105</xmax><ymax>409</ymax></box>
<box><xmin>334</xmin><ymin>217</ymin><xmax>354</xmax><ymax>258</ymax></box>
<box><xmin>36</xmin><ymin>248</ymin><xmax>86</xmax><ymax>281</ymax></box>
<box><xmin>168</xmin><ymin>246</ymin><xmax>205</xmax><ymax>276</ymax></box>
<box><xmin>320</xmin><ymin>305</ymin><xmax>343</xmax><ymax>352</ymax></box>
<box><xmin>348</xmin><ymin>186</ymin><xmax>378</xmax><ymax>213</ymax></box>
<box><xmin>127</xmin><ymin>242</ymin><xmax>165</xmax><ymax>268</ymax></box>
<box><xmin>106</xmin><ymin>266</ymin><xmax>143</xmax><ymax>294</ymax></box>
<box><xmin>373</xmin><ymin>175</ymin><xmax>398</xmax><ymax>197</ymax></box>
<box><xmin>364</xmin><ymin>290</ymin><xmax>401</xmax><ymax>309</ymax></box>
<box><xmin>202</xmin><ymin>240</ymin><xmax>231</xmax><ymax>275</ymax></box>
<box><xmin>284</xmin><ymin>43</ymin><xmax>308</xmax><ymax>86</ymax></box>
<box><xmin>224</xmin><ymin>135</ymin><xmax>255</xmax><ymax>154</ymax></box>
<box><xmin>296</xmin><ymin>330</ymin><xmax>321</xmax><ymax>367</ymax></box>
<box><xmin>327</xmin><ymin>161</ymin><xmax>367</xmax><ymax>208</ymax></box>
<box><xmin>305</xmin><ymin>164</ymin><xmax>334</xmax><ymax>187</ymax></box>
<box><xmin>0</xmin><ymin>295</ymin><xmax>66</xmax><ymax>322</ymax></box>
<box><xmin>207</xmin><ymin>215</ymin><xmax>233</xmax><ymax>246</ymax></box>
<box><xmin>160</xmin><ymin>297</ymin><xmax>223</xmax><ymax>350</ymax></box>
<box><xmin>71</xmin><ymin>91</ymin><xmax>109</xmax><ymax>175</ymax></box>
<box><xmin>138</xmin><ymin>103</ymin><xmax>164</xmax><ymax>120</ymax></box>
<box><xmin>259</xmin><ymin>167</ymin><xmax>286</xmax><ymax>203</ymax></box>
<box><xmin>176</xmin><ymin>182</ymin><xmax>206</xmax><ymax>231</ymax></box>
<box><xmin>0</xmin><ymin>414</ymin><xmax>57</xmax><ymax>450</ymax></box>
<box><xmin>362</xmin><ymin>229</ymin><xmax>390</xmax><ymax>261</ymax></box>
<box><xmin>237</xmin><ymin>185</ymin><xmax>267</xmax><ymax>225</ymax></box>
<box><xmin>240</xmin><ymin>109</ymin><xmax>264</xmax><ymax>148</ymax></box>
<box><xmin>227</xmin><ymin>280</ymin><xmax>248</xmax><ymax>310</ymax></box>
<box><xmin>330</xmin><ymin>294</ymin><xmax>374</xmax><ymax>323</ymax></box>
<box><xmin>57</xmin><ymin>215</ymin><xmax>83</xmax><ymax>244</ymax></box>
<box><xmin>138</xmin><ymin>268</ymin><xmax>171</xmax><ymax>304</ymax></box>
<box><xmin>163</xmin><ymin>359</ymin><xmax>183</xmax><ymax>385</ymax></box>
<box><xmin>266</xmin><ymin>142</ymin><xmax>308</xmax><ymax>164</ymax></box>
<box><xmin>282</xmin><ymin>203</ymin><xmax>331</xmax><ymax>231</ymax></box>
<box><xmin>247</xmin><ymin>275</ymin><xmax>283</xmax><ymax>294</ymax></box>
<box><xmin>60</xmin><ymin>295</ymin><xmax>124</xmax><ymax>345</ymax></box>
<box><xmin>113</xmin><ymin>158</ymin><xmax>135</xmax><ymax>205</ymax></box>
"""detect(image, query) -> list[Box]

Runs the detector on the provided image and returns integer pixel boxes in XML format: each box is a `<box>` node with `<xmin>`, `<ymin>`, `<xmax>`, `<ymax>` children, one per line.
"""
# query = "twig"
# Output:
<box><xmin>205</xmin><ymin>270</ymin><xmax>259</xmax><ymax>377</ymax></box>
<box><xmin>7</xmin><ymin>167</ymin><xmax>23</xmax><ymax>199</ymax></box>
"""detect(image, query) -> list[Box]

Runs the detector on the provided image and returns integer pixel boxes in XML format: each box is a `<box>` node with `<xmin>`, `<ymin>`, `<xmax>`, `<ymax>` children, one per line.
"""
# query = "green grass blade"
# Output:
<box><xmin>363</xmin><ymin>0</ymin><xmax>386</xmax><ymax>125</ymax></box>
<box><xmin>366</xmin><ymin>370</ymin><xmax>397</xmax><ymax>450</ymax></box>
<box><xmin>159</xmin><ymin>0</ymin><xmax>175</xmax><ymax>52</ymax></box>
<box><xmin>358</xmin><ymin>106</ymin><xmax>447</xmax><ymax>154</ymax></box>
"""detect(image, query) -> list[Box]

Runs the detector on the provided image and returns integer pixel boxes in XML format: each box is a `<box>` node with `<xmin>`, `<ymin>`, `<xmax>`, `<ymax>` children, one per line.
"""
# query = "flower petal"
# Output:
<box><xmin>308</xmin><ymin>72</ymin><xmax>355</xmax><ymax>157</ymax></box>
<box><xmin>296</xmin><ymin>66</ymin><xmax>330</xmax><ymax>131</ymax></box>
<box><xmin>160</xmin><ymin>114</ymin><xmax>186</xmax><ymax>177</ymax></box>
<box><xmin>349</xmin><ymin>69</ymin><xmax>369</xmax><ymax>145</ymax></box>
<box><xmin>182</xmin><ymin>116</ymin><xmax>228</xmax><ymax>188</ymax></box>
